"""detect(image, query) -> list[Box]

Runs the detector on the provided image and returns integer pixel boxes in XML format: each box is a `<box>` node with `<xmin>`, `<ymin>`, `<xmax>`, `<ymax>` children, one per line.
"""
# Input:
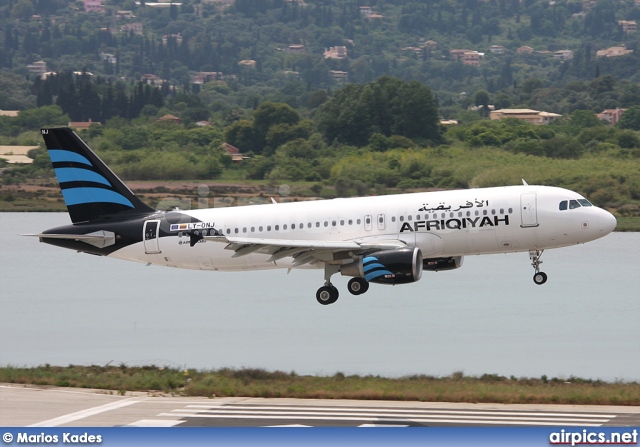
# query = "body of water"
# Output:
<box><xmin>1</xmin><ymin>213</ymin><xmax>638</xmax><ymax>381</ymax></box>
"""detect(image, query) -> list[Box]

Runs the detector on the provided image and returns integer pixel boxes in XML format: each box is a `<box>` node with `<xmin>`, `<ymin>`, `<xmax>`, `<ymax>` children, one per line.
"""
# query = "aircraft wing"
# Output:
<box><xmin>204</xmin><ymin>235</ymin><xmax>407</xmax><ymax>266</ymax></box>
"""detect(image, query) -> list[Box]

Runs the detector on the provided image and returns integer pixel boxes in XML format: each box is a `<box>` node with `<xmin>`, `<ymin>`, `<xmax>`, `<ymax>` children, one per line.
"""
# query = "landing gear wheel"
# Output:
<box><xmin>316</xmin><ymin>285</ymin><xmax>339</xmax><ymax>305</ymax></box>
<box><xmin>533</xmin><ymin>272</ymin><xmax>548</xmax><ymax>285</ymax></box>
<box><xmin>528</xmin><ymin>249</ymin><xmax>548</xmax><ymax>286</ymax></box>
<box><xmin>347</xmin><ymin>277</ymin><xmax>369</xmax><ymax>295</ymax></box>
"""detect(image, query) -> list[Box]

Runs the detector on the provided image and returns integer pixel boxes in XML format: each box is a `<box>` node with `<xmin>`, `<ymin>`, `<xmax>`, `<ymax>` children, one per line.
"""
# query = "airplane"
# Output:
<box><xmin>27</xmin><ymin>127</ymin><xmax>617</xmax><ymax>305</ymax></box>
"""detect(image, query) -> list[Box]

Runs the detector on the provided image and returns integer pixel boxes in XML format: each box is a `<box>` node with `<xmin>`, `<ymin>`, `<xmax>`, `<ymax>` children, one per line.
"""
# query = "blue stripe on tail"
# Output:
<box><xmin>61</xmin><ymin>188</ymin><xmax>134</xmax><ymax>208</ymax></box>
<box><xmin>54</xmin><ymin>167</ymin><xmax>111</xmax><ymax>186</ymax></box>
<box><xmin>48</xmin><ymin>150</ymin><xmax>92</xmax><ymax>166</ymax></box>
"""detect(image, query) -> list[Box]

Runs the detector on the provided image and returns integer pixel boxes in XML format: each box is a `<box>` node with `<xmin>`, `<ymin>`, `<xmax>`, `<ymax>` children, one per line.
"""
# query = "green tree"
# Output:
<box><xmin>0</xmin><ymin>73</ymin><xmax>37</xmax><ymax>110</ymax></box>
<box><xmin>589</xmin><ymin>75</ymin><xmax>616</xmax><ymax>96</ymax></box>
<box><xmin>493</xmin><ymin>93</ymin><xmax>511</xmax><ymax>110</ymax></box>
<box><xmin>307</xmin><ymin>90</ymin><xmax>328</xmax><ymax>109</ymax></box>
<box><xmin>617</xmin><ymin>130</ymin><xmax>640</xmax><ymax>148</ymax></box>
<box><xmin>390</xmin><ymin>80</ymin><xmax>439</xmax><ymax>141</ymax></box>
<box><xmin>473</xmin><ymin>90</ymin><xmax>490</xmax><ymax>116</ymax></box>
<box><xmin>316</xmin><ymin>76</ymin><xmax>439</xmax><ymax>146</ymax></box>
<box><xmin>619</xmin><ymin>84</ymin><xmax>640</xmax><ymax>108</ymax></box>
<box><xmin>577</xmin><ymin>126</ymin><xmax>616</xmax><ymax>145</ymax></box>
<box><xmin>224</xmin><ymin>120</ymin><xmax>258</xmax><ymax>152</ymax></box>
<box><xmin>542</xmin><ymin>136</ymin><xmax>585</xmax><ymax>159</ymax></box>
<box><xmin>520</xmin><ymin>78</ymin><xmax>544</xmax><ymax>95</ymax></box>
<box><xmin>369</xmin><ymin>133</ymin><xmax>390</xmax><ymax>152</ymax></box>
<box><xmin>564</xmin><ymin>110</ymin><xmax>604</xmax><ymax>135</ymax></box>
<box><xmin>252</xmin><ymin>101</ymin><xmax>300</xmax><ymax>152</ymax></box>
<box><xmin>315</xmin><ymin>83</ymin><xmax>369</xmax><ymax>146</ymax></box>
<box><xmin>510</xmin><ymin>139</ymin><xmax>545</xmax><ymax>157</ymax></box>
<box><xmin>264</xmin><ymin>120</ymin><xmax>312</xmax><ymax>155</ymax></box>
<box><xmin>15</xmin><ymin>105</ymin><xmax>69</xmax><ymax>130</ymax></box>
<box><xmin>245</xmin><ymin>155</ymin><xmax>275</xmax><ymax>180</ymax></box>
<box><xmin>11</xmin><ymin>0</ymin><xmax>34</xmax><ymax>19</ymax></box>
<box><xmin>617</xmin><ymin>106</ymin><xmax>640</xmax><ymax>131</ymax></box>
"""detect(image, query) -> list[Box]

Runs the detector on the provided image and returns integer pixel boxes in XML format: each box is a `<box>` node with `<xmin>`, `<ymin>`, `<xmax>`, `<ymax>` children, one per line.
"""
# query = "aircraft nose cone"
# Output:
<box><xmin>600</xmin><ymin>210</ymin><xmax>617</xmax><ymax>235</ymax></box>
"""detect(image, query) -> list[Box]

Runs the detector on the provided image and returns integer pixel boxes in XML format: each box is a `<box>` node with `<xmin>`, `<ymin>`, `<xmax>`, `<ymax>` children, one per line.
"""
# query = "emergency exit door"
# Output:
<box><xmin>143</xmin><ymin>220</ymin><xmax>161</xmax><ymax>254</ymax></box>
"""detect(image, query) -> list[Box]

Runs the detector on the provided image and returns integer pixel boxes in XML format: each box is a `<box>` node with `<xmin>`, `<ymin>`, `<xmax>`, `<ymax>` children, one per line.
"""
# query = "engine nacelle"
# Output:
<box><xmin>340</xmin><ymin>247</ymin><xmax>423</xmax><ymax>285</ymax></box>
<box><xmin>423</xmin><ymin>256</ymin><xmax>464</xmax><ymax>271</ymax></box>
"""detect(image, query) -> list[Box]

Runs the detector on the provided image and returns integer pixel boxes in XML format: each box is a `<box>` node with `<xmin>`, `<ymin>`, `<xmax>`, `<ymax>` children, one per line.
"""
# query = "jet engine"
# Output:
<box><xmin>423</xmin><ymin>256</ymin><xmax>464</xmax><ymax>271</ymax></box>
<box><xmin>340</xmin><ymin>247</ymin><xmax>423</xmax><ymax>285</ymax></box>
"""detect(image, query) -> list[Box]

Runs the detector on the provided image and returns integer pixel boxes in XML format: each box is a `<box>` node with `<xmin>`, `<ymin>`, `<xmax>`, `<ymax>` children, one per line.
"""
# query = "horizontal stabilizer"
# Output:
<box><xmin>23</xmin><ymin>230</ymin><xmax>116</xmax><ymax>248</ymax></box>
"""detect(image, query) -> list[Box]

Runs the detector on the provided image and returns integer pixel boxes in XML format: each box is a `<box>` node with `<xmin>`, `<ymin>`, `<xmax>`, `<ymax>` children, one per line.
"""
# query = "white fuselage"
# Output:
<box><xmin>111</xmin><ymin>185</ymin><xmax>617</xmax><ymax>272</ymax></box>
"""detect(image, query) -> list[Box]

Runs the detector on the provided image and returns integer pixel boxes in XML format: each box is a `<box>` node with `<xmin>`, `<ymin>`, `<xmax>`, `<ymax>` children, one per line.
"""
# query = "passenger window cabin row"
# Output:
<box><xmin>391</xmin><ymin>208</ymin><xmax>513</xmax><ymax>222</ymax></box>
<box><xmin>222</xmin><ymin>219</ymin><xmax>364</xmax><ymax>235</ymax></box>
<box><xmin>215</xmin><ymin>208</ymin><xmax>515</xmax><ymax>236</ymax></box>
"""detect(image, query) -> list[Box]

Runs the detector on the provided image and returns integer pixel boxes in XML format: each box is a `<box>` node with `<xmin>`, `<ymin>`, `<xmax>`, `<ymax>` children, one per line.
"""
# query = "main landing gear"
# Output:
<box><xmin>316</xmin><ymin>264</ymin><xmax>370</xmax><ymax>305</ymax></box>
<box><xmin>316</xmin><ymin>264</ymin><xmax>340</xmax><ymax>305</ymax></box>
<box><xmin>316</xmin><ymin>285</ymin><xmax>339</xmax><ymax>305</ymax></box>
<box><xmin>529</xmin><ymin>249</ymin><xmax>548</xmax><ymax>285</ymax></box>
<box><xmin>347</xmin><ymin>277</ymin><xmax>369</xmax><ymax>295</ymax></box>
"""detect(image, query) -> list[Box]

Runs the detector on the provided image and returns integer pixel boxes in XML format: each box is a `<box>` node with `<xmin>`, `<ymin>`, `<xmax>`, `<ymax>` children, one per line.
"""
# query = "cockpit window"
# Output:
<box><xmin>561</xmin><ymin>199</ymin><xmax>592</xmax><ymax>210</ymax></box>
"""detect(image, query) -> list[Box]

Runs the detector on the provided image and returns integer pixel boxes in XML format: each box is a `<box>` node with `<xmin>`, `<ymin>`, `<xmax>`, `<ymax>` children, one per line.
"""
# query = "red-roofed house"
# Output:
<box><xmin>84</xmin><ymin>0</ymin><xmax>105</xmax><ymax>13</ymax></box>
<box><xmin>68</xmin><ymin>119</ymin><xmax>100</xmax><ymax>130</ymax></box>
<box><xmin>596</xmin><ymin>109</ymin><xmax>626</xmax><ymax>125</ymax></box>
<box><xmin>222</xmin><ymin>143</ymin><xmax>249</xmax><ymax>162</ymax></box>
<box><xmin>156</xmin><ymin>114</ymin><xmax>181</xmax><ymax>124</ymax></box>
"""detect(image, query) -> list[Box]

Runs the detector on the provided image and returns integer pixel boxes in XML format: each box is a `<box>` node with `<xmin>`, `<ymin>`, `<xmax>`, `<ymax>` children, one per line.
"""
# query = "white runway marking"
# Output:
<box><xmin>127</xmin><ymin>419</ymin><xmax>183</xmax><ymax>427</ymax></box>
<box><xmin>159</xmin><ymin>412</ymin><xmax>606</xmax><ymax>426</ymax></box>
<box><xmin>151</xmin><ymin>403</ymin><xmax>614</xmax><ymax>426</ymax></box>
<box><xmin>28</xmin><ymin>399</ymin><xmax>140</xmax><ymax>427</ymax></box>
<box><xmin>183</xmin><ymin>404</ymin><xmax>616</xmax><ymax>418</ymax></box>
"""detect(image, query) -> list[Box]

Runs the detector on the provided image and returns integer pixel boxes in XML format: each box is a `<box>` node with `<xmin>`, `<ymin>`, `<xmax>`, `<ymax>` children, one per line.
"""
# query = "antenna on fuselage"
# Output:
<box><xmin>522</xmin><ymin>179</ymin><xmax>529</xmax><ymax>186</ymax></box>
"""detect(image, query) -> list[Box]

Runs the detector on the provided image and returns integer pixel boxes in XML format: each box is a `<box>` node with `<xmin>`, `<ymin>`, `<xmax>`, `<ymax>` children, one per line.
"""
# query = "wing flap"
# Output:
<box><xmin>204</xmin><ymin>235</ymin><xmax>408</xmax><ymax>265</ymax></box>
<box><xmin>205</xmin><ymin>235</ymin><xmax>362</xmax><ymax>250</ymax></box>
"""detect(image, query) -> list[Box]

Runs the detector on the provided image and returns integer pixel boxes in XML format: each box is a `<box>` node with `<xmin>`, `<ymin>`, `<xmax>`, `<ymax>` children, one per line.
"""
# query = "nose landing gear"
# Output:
<box><xmin>529</xmin><ymin>249</ymin><xmax>548</xmax><ymax>285</ymax></box>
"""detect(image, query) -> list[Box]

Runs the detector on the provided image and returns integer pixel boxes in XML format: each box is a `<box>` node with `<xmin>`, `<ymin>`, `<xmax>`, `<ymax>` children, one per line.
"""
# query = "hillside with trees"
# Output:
<box><xmin>0</xmin><ymin>0</ymin><xmax>639</xmax><ymax>226</ymax></box>
<box><xmin>2</xmin><ymin>0</ymin><xmax>640</xmax><ymax>111</ymax></box>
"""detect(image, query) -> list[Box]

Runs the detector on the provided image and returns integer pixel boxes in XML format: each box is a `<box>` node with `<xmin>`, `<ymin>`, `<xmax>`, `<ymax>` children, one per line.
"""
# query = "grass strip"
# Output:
<box><xmin>1</xmin><ymin>365</ymin><xmax>638</xmax><ymax>406</ymax></box>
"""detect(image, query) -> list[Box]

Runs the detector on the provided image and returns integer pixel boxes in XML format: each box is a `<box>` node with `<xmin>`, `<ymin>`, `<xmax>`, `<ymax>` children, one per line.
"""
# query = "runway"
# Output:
<box><xmin>2</xmin><ymin>384</ymin><xmax>639</xmax><ymax>427</ymax></box>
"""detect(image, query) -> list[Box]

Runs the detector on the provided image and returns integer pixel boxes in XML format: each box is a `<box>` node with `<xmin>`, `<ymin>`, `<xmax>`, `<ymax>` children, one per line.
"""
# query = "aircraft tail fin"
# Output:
<box><xmin>41</xmin><ymin>127</ymin><xmax>155</xmax><ymax>224</ymax></box>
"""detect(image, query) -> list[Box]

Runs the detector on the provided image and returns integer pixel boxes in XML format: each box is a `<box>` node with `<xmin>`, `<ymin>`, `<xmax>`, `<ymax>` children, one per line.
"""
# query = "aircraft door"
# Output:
<box><xmin>520</xmin><ymin>193</ymin><xmax>539</xmax><ymax>227</ymax></box>
<box><xmin>143</xmin><ymin>220</ymin><xmax>161</xmax><ymax>254</ymax></box>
